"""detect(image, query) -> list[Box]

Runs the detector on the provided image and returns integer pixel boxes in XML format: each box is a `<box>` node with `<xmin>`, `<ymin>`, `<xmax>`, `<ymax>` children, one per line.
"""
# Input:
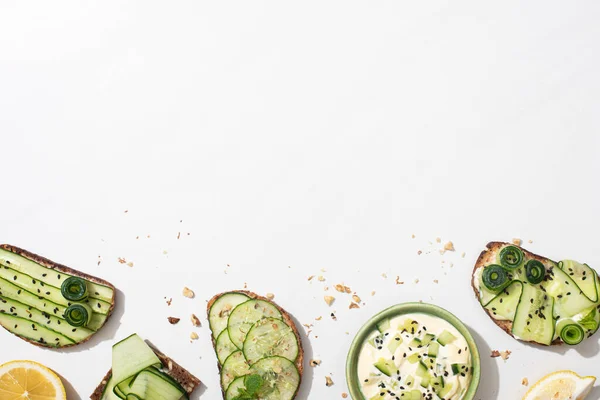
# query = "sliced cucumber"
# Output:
<box><xmin>209</xmin><ymin>292</ymin><xmax>250</xmax><ymax>339</ymax></box>
<box><xmin>386</xmin><ymin>333</ymin><xmax>403</xmax><ymax>354</ymax></box>
<box><xmin>227</xmin><ymin>299</ymin><xmax>282</xmax><ymax>350</ymax></box>
<box><xmin>224</xmin><ymin>376</ymin><xmax>246</xmax><ymax>400</ymax></box>
<box><xmin>484</xmin><ymin>280</ymin><xmax>523</xmax><ymax>320</ymax></box>
<box><xmin>376</xmin><ymin>318</ymin><xmax>390</xmax><ymax>333</ymax></box>
<box><xmin>427</xmin><ymin>342</ymin><xmax>439</xmax><ymax>357</ymax></box>
<box><xmin>560</xmin><ymin>260</ymin><xmax>598</xmax><ymax>302</ymax></box>
<box><xmin>0</xmin><ymin>312</ymin><xmax>74</xmax><ymax>347</ymax></box>
<box><xmin>451</xmin><ymin>363</ymin><xmax>469</xmax><ymax>376</ymax></box>
<box><xmin>438</xmin><ymin>382</ymin><xmax>454</xmax><ymax>398</ymax></box>
<box><xmin>216</xmin><ymin>329</ymin><xmax>238</xmax><ymax>365</ymax></box>
<box><xmin>415</xmin><ymin>361</ymin><xmax>428</xmax><ymax>378</ymax></box>
<box><xmin>243</xmin><ymin>317</ymin><xmax>299</xmax><ymax>364</ymax></box>
<box><xmin>112</xmin><ymin>334</ymin><xmax>161</xmax><ymax>384</ymax></box>
<box><xmin>512</xmin><ymin>283</ymin><xmax>554</xmax><ymax>345</ymax></box>
<box><xmin>541</xmin><ymin>265</ymin><xmax>594</xmax><ymax>318</ymax></box>
<box><xmin>421</xmin><ymin>333</ymin><xmax>435</xmax><ymax>346</ymax></box>
<box><xmin>437</xmin><ymin>330</ymin><xmax>457</xmax><ymax>346</ymax></box>
<box><xmin>221</xmin><ymin>350</ymin><xmax>251</xmax><ymax>391</ymax></box>
<box><xmin>143</xmin><ymin>367</ymin><xmax>187</xmax><ymax>400</ymax></box>
<box><xmin>250</xmin><ymin>356</ymin><xmax>300</xmax><ymax>400</ymax></box>
<box><xmin>373</xmin><ymin>358</ymin><xmax>396</xmax><ymax>377</ymax></box>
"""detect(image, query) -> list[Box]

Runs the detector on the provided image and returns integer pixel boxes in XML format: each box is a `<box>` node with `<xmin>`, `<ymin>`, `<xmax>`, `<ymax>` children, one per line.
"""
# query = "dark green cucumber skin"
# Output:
<box><xmin>0</xmin><ymin>245</ymin><xmax>115</xmax><ymax>348</ymax></box>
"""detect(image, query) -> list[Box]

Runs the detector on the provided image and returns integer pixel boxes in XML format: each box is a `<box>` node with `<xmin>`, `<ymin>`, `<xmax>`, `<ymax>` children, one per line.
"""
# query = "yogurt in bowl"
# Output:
<box><xmin>347</xmin><ymin>303</ymin><xmax>480</xmax><ymax>400</ymax></box>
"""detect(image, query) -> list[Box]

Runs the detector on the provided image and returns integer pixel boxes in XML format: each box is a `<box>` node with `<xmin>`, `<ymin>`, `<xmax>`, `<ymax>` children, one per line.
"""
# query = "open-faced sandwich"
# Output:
<box><xmin>472</xmin><ymin>242</ymin><xmax>600</xmax><ymax>346</ymax></box>
<box><xmin>91</xmin><ymin>333</ymin><xmax>201</xmax><ymax>400</ymax></box>
<box><xmin>208</xmin><ymin>291</ymin><xmax>303</xmax><ymax>400</ymax></box>
<box><xmin>0</xmin><ymin>244</ymin><xmax>115</xmax><ymax>348</ymax></box>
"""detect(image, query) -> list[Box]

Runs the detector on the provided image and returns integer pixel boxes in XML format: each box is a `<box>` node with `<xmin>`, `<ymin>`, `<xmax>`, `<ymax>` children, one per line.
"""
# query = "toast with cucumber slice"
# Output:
<box><xmin>207</xmin><ymin>291</ymin><xmax>303</xmax><ymax>400</ymax></box>
<box><xmin>0</xmin><ymin>244</ymin><xmax>116</xmax><ymax>348</ymax></box>
<box><xmin>472</xmin><ymin>241</ymin><xmax>600</xmax><ymax>346</ymax></box>
<box><xmin>90</xmin><ymin>333</ymin><xmax>201</xmax><ymax>400</ymax></box>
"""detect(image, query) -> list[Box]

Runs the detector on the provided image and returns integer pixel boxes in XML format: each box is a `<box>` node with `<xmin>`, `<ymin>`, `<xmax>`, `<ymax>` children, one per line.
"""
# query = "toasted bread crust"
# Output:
<box><xmin>471</xmin><ymin>241</ymin><xmax>591</xmax><ymax>346</ymax></box>
<box><xmin>0</xmin><ymin>244</ymin><xmax>116</xmax><ymax>348</ymax></box>
<box><xmin>90</xmin><ymin>346</ymin><xmax>201</xmax><ymax>400</ymax></box>
<box><xmin>207</xmin><ymin>290</ymin><xmax>304</xmax><ymax>397</ymax></box>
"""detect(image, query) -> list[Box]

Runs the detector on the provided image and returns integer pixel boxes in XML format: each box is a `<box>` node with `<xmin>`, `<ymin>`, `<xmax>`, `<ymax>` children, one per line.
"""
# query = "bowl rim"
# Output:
<box><xmin>345</xmin><ymin>302</ymin><xmax>481</xmax><ymax>400</ymax></box>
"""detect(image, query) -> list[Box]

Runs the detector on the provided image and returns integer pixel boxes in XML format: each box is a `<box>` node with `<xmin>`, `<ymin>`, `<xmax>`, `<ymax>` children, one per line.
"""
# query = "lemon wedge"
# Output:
<box><xmin>0</xmin><ymin>360</ymin><xmax>66</xmax><ymax>400</ymax></box>
<box><xmin>523</xmin><ymin>370</ymin><xmax>595</xmax><ymax>400</ymax></box>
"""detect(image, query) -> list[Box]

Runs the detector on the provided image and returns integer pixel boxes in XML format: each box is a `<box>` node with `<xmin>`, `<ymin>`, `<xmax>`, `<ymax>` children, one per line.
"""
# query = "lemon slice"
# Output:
<box><xmin>0</xmin><ymin>360</ymin><xmax>66</xmax><ymax>400</ymax></box>
<box><xmin>523</xmin><ymin>370</ymin><xmax>595</xmax><ymax>400</ymax></box>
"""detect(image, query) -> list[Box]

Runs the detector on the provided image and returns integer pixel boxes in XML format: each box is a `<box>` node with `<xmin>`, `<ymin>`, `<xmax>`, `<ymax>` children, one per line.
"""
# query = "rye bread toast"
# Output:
<box><xmin>207</xmin><ymin>290</ymin><xmax>304</xmax><ymax>397</ymax></box>
<box><xmin>90</xmin><ymin>345</ymin><xmax>201</xmax><ymax>400</ymax></box>
<box><xmin>472</xmin><ymin>241</ymin><xmax>598</xmax><ymax>345</ymax></box>
<box><xmin>0</xmin><ymin>244</ymin><xmax>116</xmax><ymax>348</ymax></box>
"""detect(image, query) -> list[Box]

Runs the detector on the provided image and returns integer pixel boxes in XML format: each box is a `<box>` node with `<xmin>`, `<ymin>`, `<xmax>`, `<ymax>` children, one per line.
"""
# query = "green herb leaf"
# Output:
<box><xmin>579</xmin><ymin>308</ymin><xmax>598</xmax><ymax>331</ymax></box>
<box><xmin>245</xmin><ymin>374</ymin><xmax>264</xmax><ymax>395</ymax></box>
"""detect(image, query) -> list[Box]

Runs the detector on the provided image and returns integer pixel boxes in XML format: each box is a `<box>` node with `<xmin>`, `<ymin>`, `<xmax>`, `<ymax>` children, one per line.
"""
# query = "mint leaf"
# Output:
<box><xmin>580</xmin><ymin>308</ymin><xmax>598</xmax><ymax>331</ymax></box>
<box><xmin>245</xmin><ymin>374</ymin><xmax>264</xmax><ymax>395</ymax></box>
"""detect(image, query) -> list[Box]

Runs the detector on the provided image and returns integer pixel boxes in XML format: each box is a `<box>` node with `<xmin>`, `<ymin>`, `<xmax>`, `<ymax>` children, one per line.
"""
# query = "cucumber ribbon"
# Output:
<box><xmin>61</xmin><ymin>276</ymin><xmax>88</xmax><ymax>301</ymax></box>
<box><xmin>64</xmin><ymin>303</ymin><xmax>92</xmax><ymax>327</ymax></box>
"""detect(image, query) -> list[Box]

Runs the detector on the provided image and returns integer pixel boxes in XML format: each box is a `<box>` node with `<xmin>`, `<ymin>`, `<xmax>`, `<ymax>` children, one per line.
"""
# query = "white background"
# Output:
<box><xmin>1</xmin><ymin>2</ymin><xmax>600</xmax><ymax>399</ymax></box>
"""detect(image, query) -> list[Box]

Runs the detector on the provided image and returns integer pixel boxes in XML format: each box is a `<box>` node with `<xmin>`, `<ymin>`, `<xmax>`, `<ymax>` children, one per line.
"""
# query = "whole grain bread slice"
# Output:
<box><xmin>90</xmin><ymin>344</ymin><xmax>201</xmax><ymax>400</ymax></box>
<box><xmin>0</xmin><ymin>244</ymin><xmax>116</xmax><ymax>348</ymax></box>
<box><xmin>471</xmin><ymin>241</ymin><xmax>595</xmax><ymax>345</ymax></box>
<box><xmin>207</xmin><ymin>290</ymin><xmax>304</xmax><ymax>396</ymax></box>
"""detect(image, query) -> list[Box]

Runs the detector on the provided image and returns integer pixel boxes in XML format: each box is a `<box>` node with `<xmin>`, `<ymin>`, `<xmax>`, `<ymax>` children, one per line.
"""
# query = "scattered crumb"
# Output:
<box><xmin>266</xmin><ymin>293</ymin><xmax>275</xmax><ymax>300</ymax></box>
<box><xmin>433</xmin><ymin>279</ymin><xmax>439</xmax><ymax>284</ymax></box>
<box><xmin>414</xmin><ymin>279</ymin><xmax>420</xmax><ymax>284</ymax></box>
<box><xmin>309</xmin><ymin>359</ymin><xmax>321</xmax><ymax>367</ymax></box>
<box><xmin>190</xmin><ymin>332</ymin><xmax>199</xmax><ymax>340</ymax></box>
<box><xmin>308</xmin><ymin>275</ymin><xmax>315</xmax><ymax>281</ymax></box>
<box><xmin>444</xmin><ymin>241</ymin><xmax>455</xmax><ymax>252</ymax></box>
<box><xmin>330</xmin><ymin>312</ymin><xmax>337</xmax><ymax>321</ymax></box>
<box><xmin>461</xmin><ymin>252</ymin><xmax>466</xmax><ymax>258</ymax></box>
<box><xmin>334</xmin><ymin>284</ymin><xmax>351</xmax><ymax>293</ymax></box>
<box><xmin>315</xmin><ymin>316</ymin><xmax>322</xmax><ymax>321</ymax></box>
<box><xmin>522</xmin><ymin>377</ymin><xmax>529</xmax><ymax>386</ymax></box>
<box><xmin>491</xmin><ymin>350</ymin><xmax>511</xmax><ymax>360</ymax></box>
<box><xmin>165</xmin><ymin>297</ymin><xmax>173</xmax><ymax>306</ymax></box>
<box><xmin>395</xmin><ymin>276</ymin><xmax>404</xmax><ymax>285</ymax></box>
<box><xmin>190</xmin><ymin>314</ymin><xmax>201</xmax><ymax>327</ymax></box>
<box><xmin>324</xmin><ymin>286</ymin><xmax>329</xmax><ymax>291</ymax></box>
<box><xmin>349</xmin><ymin>302</ymin><xmax>360</xmax><ymax>309</ymax></box>
<box><xmin>324</xmin><ymin>296</ymin><xmax>335</xmax><ymax>306</ymax></box>
<box><xmin>411</xmin><ymin>234</ymin><xmax>415</xmax><ymax>239</ymax></box>
<box><xmin>381</xmin><ymin>273</ymin><xmax>387</xmax><ymax>279</ymax></box>
<box><xmin>126</xmin><ymin>261</ymin><xmax>134</xmax><ymax>268</ymax></box>
<box><xmin>244</xmin><ymin>282</ymin><xmax>248</xmax><ymax>289</ymax></box>
<box><xmin>117</xmin><ymin>257</ymin><xmax>127</xmax><ymax>264</ymax></box>
<box><xmin>321</xmin><ymin>268</ymin><xmax>327</xmax><ymax>272</ymax></box>
<box><xmin>528</xmin><ymin>239</ymin><xmax>533</xmax><ymax>243</ymax></box>
<box><xmin>436</xmin><ymin>237</ymin><xmax>441</xmax><ymax>243</ymax></box>
<box><xmin>177</xmin><ymin>232</ymin><xmax>181</xmax><ymax>239</ymax></box>
<box><xmin>124</xmin><ymin>210</ymin><xmax>128</xmax><ymax>213</ymax></box>
<box><xmin>371</xmin><ymin>291</ymin><xmax>376</xmax><ymax>296</ymax></box>
<box><xmin>182</xmin><ymin>287</ymin><xmax>195</xmax><ymax>299</ymax></box>
<box><xmin>417</xmin><ymin>250</ymin><xmax>422</xmax><ymax>255</ymax></box>
<box><xmin>318</xmin><ymin>276</ymin><xmax>326</xmax><ymax>282</ymax></box>
<box><xmin>352</xmin><ymin>294</ymin><xmax>361</xmax><ymax>303</ymax></box>
<box><xmin>167</xmin><ymin>317</ymin><xmax>180</xmax><ymax>325</ymax></box>
<box><xmin>512</xmin><ymin>238</ymin><xmax>522</xmax><ymax>246</ymax></box>
<box><xmin>163</xmin><ymin>250</ymin><xmax>168</xmax><ymax>255</ymax></box>
<box><xmin>325</xmin><ymin>376</ymin><xmax>334</xmax><ymax>387</ymax></box>
<box><xmin>342</xmin><ymin>393</ymin><xmax>348</xmax><ymax>398</ymax></box>
<box><xmin>97</xmin><ymin>256</ymin><xmax>102</xmax><ymax>266</ymax></box>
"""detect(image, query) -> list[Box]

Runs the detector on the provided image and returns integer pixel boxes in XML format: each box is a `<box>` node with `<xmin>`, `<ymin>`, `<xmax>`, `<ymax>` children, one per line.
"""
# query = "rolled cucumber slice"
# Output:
<box><xmin>243</xmin><ymin>317</ymin><xmax>299</xmax><ymax>365</ymax></box>
<box><xmin>512</xmin><ymin>283</ymin><xmax>554</xmax><ymax>345</ymax></box>
<box><xmin>216</xmin><ymin>329</ymin><xmax>238</xmax><ymax>365</ymax></box>
<box><xmin>250</xmin><ymin>356</ymin><xmax>300</xmax><ymax>400</ymax></box>
<box><xmin>209</xmin><ymin>292</ymin><xmax>250</xmax><ymax>339</ymax></box>
<box><xmin>221</xmin><ymin>350</ymin><xmax>251</xmax><ymax>391</ymax></box>
<box><xmin>227</xmin><ymin>299</ymin><xmax>282</xmax><ymax>350</ymax></box>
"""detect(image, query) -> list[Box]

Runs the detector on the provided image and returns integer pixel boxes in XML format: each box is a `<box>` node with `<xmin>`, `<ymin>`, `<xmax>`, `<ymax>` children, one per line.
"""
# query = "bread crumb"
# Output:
<box><xmin>436</xmin><ymin>237</ymin><xmax>441</xmax><ymax>243</ymax></box>
<box><xmin>182</xmin><ymin>287</ymin><xmax>195</xmax><ymax>299</ymax></box>
<box><xmin>491</xmin><ymin>350</ymin><xmax>511</xmax><ymax>360</ymax></box>
<box><xmin>330</xmin><ymin>312</ymin><xmax>337</xmax><ymax>321</ymax></box>
<box><xmin>522</xmin><ymin>377</ymin><xmax>529</xmax><ymax>386</ymax></box>
<box><xmin>126</xmin><ymin>261</ymin><xmax>134</xmax><ymax>268</ymax></box>
<box><xmin>512</xmin><ymin>238</ymin><xmax>522</xmax><ymax>246</ymax></box>
<box><xmin>342</xmin><ymin>393</ymin><xmax>348</xmax><ymax>398</ymax></box>
<box><xmin>414</xmin><ymin>279</ymin><xmax>420</xmax><ymax>284</ymax></box>
<box><xmin>381</xmin><ymin>273</ymin><xmax>387</xmax><ymax>279</ymax></box>
<box><xmin>417</xmin><ymin>250</ymin><xmax>422</xmax><ymax>255</ymax></box>
<box><xmin>461</xmin><ymin>252</ymin><xmax>466</xmax><ymax>258</ymax></box>
<box><xmin>190</xmin><ymin>332</ymin><xmax>199</xmax><ymax>340</ymax></box>
<box><xmin>308</xmin><ymin>275</ymin><xmax>315</xmax><ymax>281</ymax></box>
<box><xmin>528</xmin><ymin>239</ymin><xmax>533</xmax><ymax>244</ymax></box>
<box><xmin>411</xmin><ymin>234</ymin><xmax>415</xmax><ymax>239</ymax></box>
<box><xmin>318</xmin><ymin>276</ymin><xmax>326</xmax><ymax>282</ymax></box>
<box><xmin>309</xmin><ymin>359</ymin><xmax>321</xmax><ymax>367</ymax></box>
<box><xmin>371</xmin><ymin>291</ymin><xmax>376</xmax><ymax>296</ymax></box>
<box><xmin>165</xmin><ymin>297</ymin><xmax>173</xmax><ymax>306</ymax></box>
<box><xmin>395</xmin><ymin>276</ymin><xmax>404</xmax><ymax>285</ymax></box>
<box><xmin>266</xmin><ymin>293</ymin><xmax>275</xmax><ymax>300</ymax></box>
<box><xmin>349</xmin><ymin>302</ymin><xmax>360</xmax><ymax>309</ymax></box>
<box><xmin>315</xmin><ymin>316</ymin><xmax>322</xmax><ymax>321</ymax></box>
<box><xmin>324</xmin><ymin>296</ymin><xmax>335</xmax><ymax>306</ymax></box>
<box><xmin>117</xmin><ymin>257</ymin><xmax>127</xmax><ymax>264</ymax></box>
<box><xmin>190</xmin><ymin>314</ymin><xmax>201</xmax><ymax>327</ymax></box>
<box><xmin>444</xmin><ymin>241</ymin><xmax>455</xmax><ymax>251</ymax></box>
<box><xmin>325</xmin><ymin>376</ymin><xmax>334</xmax><ymax>387</ymax></box>
<box><xmin>433</xmin><ymin>279</ymin><xmax>439</xmax><ymax>284</ymax></box>
<box><xmin>167</xmin><ymin>317</ymin><xmax>180</xmax><ymax>325</ymax></box>
<box><xmin>352</xmin><ymin>294</ymin><xmax>361</xmax><ymax>303</ymax></box>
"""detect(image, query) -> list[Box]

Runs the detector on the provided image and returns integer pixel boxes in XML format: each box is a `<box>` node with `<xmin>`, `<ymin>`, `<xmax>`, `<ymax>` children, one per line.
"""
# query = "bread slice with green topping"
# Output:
<box><xmin>0</xmin><ymin>244</ymin><xmax>116</xmax><ymax>348</ymax></box>
<box><xmin>472</xmin><ymin>241</ymin><xmax>600</xmax><ymax>346</ymax></box>
<box><xmin>207</xmin><ymin>290</ymin><xmax>304</xmax><ymax>399</ymax></box>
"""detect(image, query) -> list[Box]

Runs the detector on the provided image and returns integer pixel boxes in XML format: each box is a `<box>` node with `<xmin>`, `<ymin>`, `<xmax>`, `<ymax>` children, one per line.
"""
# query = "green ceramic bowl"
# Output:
<box><xmin>346</xmin><ymin>302</ymin><xmax>481</xmax><ymax>400</ymax></box>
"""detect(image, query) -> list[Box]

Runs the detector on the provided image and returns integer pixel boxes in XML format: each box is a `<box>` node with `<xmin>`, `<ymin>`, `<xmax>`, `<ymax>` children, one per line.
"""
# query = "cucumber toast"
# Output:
<box><xmin>90</xmin><ymin>333</ymin><xmax>201</xmax><ymax>400</ymax></box>
<box><xmin>207</xmin><ymin>290</ymin><xmax>304</xmax><ymax>400</ymax></box>
<box><xmin>472</xmin><ymin>242</ymin><xmax>600</xmax><ymax>346</ymax></box>
<box><xmin>0</xmin><ymin>244</ymin><xmax>116</xmax><ymax>348</ymax></box>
